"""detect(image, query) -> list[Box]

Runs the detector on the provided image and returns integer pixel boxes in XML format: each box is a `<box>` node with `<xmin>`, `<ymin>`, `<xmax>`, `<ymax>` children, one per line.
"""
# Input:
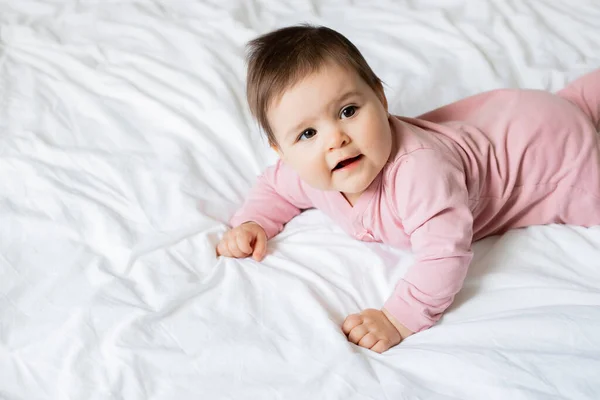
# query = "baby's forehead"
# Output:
<box><xmin>271</xmin><ymin>61</ymin><xmax>363</xmax><ymax>103</ymax></box>
<box><xmin>268</xmin><ymin>65</ymin><xmax>367</xmax><ymax>129</ymax></box>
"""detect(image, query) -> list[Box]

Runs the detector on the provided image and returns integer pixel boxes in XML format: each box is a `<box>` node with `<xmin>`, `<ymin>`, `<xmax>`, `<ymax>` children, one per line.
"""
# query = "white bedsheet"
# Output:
<box><xmin>2</xmin><ymin>1</ymin><xmax>600</xmax><ymax>399</ymax></box>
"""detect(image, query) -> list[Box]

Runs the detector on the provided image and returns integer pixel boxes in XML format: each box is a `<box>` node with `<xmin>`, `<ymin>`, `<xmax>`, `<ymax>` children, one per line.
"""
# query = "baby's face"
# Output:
<box><xmin>267</xmin><ymin>62</ymin><xmax>392</xmax><ymax>203</ymax></box>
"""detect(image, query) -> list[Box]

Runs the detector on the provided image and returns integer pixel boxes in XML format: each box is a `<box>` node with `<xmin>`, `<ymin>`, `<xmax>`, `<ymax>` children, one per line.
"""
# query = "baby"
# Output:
<box><xmin>216</xmin><ymin>24</ymin><xmax>600</xmax><ymax>353</ymax></box>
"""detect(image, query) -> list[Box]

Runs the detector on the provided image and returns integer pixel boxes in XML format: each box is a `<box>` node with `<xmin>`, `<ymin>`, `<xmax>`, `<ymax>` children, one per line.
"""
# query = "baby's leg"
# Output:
<box><xmin>556</xmin><ymin>69</ymin><xmax>600</xmax><ymax>130</ymax></box>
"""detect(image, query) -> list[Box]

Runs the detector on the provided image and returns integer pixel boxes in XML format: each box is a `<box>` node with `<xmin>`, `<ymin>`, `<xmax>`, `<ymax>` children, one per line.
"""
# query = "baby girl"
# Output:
<box><xmin>216</xmin><ymin>25</ymin><xmax>600</xmax><ymax>353</ymax></box>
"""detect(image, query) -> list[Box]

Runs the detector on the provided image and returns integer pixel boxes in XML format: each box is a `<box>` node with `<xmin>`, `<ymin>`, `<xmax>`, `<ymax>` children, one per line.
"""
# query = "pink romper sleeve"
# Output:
<box><xmin>383</xmin><ymin>149</ymin><xmax>474</xmax><ymax>333</ymax></box>
<box><xmin>230</xmin><ymin>160</ymin><xmax>313</xmax><ymax>239</ymax></box>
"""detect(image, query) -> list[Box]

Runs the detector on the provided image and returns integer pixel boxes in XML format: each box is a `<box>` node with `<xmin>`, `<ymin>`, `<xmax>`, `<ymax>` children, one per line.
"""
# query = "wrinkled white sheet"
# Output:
<box><xmin>1</xmin><ymin>1</ymin><xmax>600</xmax><ymax>399</ymax></box>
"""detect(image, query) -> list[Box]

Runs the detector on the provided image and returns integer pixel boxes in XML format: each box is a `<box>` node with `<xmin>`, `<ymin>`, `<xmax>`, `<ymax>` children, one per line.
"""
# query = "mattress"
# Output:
<box><xmin>1</xmin><ymin>1</ymin><xmax>600</xmax><ymax>399</ymax></box>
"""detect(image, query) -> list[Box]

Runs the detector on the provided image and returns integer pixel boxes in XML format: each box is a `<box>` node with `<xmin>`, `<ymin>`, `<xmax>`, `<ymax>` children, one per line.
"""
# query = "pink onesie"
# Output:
<box><xmin>230</xmin><ymin>69</ymin><xmax>600</xmax><ymax>333</ymax></box>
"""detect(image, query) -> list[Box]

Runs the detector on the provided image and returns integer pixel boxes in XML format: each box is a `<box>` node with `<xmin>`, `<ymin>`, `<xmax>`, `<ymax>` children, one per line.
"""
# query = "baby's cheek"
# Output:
<box><xmin>308</xmin><ymin>164</ymin><xmax>329</xmax><ymax>189</ymax></box>
<box><xmin>288</xmin><ymin>161</ymin><xmax>316</xmax><ymax>187</ymax></box>
<box><xmin>305</xmin><ymin>163</ymin><xmax>331</xmax><ymax>190</ymax></box>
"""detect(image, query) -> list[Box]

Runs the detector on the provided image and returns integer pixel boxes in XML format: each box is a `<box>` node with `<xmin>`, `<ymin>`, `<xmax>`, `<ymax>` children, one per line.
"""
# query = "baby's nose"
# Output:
<box><xmin>327</xmin><ymin>128</ymin><xmax>349</xmax><ymax>150</ymax></box>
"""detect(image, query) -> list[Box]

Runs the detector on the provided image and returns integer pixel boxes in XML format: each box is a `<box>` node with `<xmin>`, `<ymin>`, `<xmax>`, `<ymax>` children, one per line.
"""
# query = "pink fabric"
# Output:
<box><xmin>230</xmin><ymin>69</ymin><xmax>600</xmax><ymax>333</ymax></box>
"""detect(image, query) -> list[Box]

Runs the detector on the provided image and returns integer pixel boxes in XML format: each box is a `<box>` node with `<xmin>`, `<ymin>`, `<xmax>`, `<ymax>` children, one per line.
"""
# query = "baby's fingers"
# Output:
<box><xmin>234</xmin><ymin>232</ymin><xmax>253</xmax><ymax>256</ymax></box>
<box><xmin>252</xmin><ymin>229</ymin><xmax>267</xmax><ymax>261</ymax></box>
<box><xmin>358</xmin><ymin>333</ymin><xmax>379</xmax><ymax>349</ymax></box>
<box><xmin>216</xmin><ymin>240</ymin><xmax>230</xmax><ymax>257</ymax></box>
<box><xmin>370</xmin><ymin>339</ymin><xmax>392</xmax><ymax>354</ymax></box>
<box><xmin>226</xmin><ymin>237</ymin><xmax>249</xmax><ymax>258</ymax></box>
<box><xmin>347</xmin><ymin>324</ymin><xmax>368</xmax><ymax>345</ymax></box>
<box><xmin>342</xmin><ymin>314</ymin><xmax>363</xmax><ymax>336</ymax></box>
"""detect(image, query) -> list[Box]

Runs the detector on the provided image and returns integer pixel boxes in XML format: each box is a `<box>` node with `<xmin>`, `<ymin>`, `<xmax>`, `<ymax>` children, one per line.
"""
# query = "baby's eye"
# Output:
<box><xmin>298</xmin><ymin>128</ymin><xmax>317</xmax><ymax>141</ymax></box>
<box><xmin>340</xmin><ymin>105</ymin><xmax>357</xmax><ymax>119</ymax></box>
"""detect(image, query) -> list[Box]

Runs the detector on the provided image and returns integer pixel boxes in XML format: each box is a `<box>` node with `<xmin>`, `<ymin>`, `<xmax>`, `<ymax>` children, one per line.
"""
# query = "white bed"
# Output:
<box><xmin>2</xmin><ymin>1</ymin><xmax>600</xmax><ymax>399</ymax></box>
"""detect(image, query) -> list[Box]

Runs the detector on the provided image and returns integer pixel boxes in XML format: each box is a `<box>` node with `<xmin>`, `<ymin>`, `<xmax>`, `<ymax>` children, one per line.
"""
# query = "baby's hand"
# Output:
<box><xmin>216</xmin><ymin>222</ymin><xmax>267</xmax><ymax>261</ymax></box>
<box><xmin>342</xmin><ymin>308</ymin><xmax>414</xmax><ymax>353</ymax></box>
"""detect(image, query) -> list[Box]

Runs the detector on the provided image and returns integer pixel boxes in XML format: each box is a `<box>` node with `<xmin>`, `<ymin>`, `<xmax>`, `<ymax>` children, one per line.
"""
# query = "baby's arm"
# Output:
<box><xmin>343</xmin><ymin>149</ymin><xmax>473</xmax><ymax>353</ymax></box>
<box><xmin>384</xmin><ymin>149</ymin><xmax>474</xmax><ymax>334</ymax></box>
<box><xmin>218</xmin><ymin>160</ymin><xmax>313</xmax><ymax>260</ymax></box>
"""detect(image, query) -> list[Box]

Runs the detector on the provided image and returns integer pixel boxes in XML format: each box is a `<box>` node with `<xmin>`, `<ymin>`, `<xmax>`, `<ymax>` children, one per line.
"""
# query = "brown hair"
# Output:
<box><xmin>246</xmin><ymin>24</ymin><xmax>385</xmax><ymax>146</ymax></box>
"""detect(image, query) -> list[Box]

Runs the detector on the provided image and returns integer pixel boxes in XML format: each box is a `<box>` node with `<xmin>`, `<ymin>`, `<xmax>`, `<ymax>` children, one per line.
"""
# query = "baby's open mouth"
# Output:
<box><xmin>333</xmin><ymin>154</ymin><xmax>363</xmax><ymax>171</ymax></box>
